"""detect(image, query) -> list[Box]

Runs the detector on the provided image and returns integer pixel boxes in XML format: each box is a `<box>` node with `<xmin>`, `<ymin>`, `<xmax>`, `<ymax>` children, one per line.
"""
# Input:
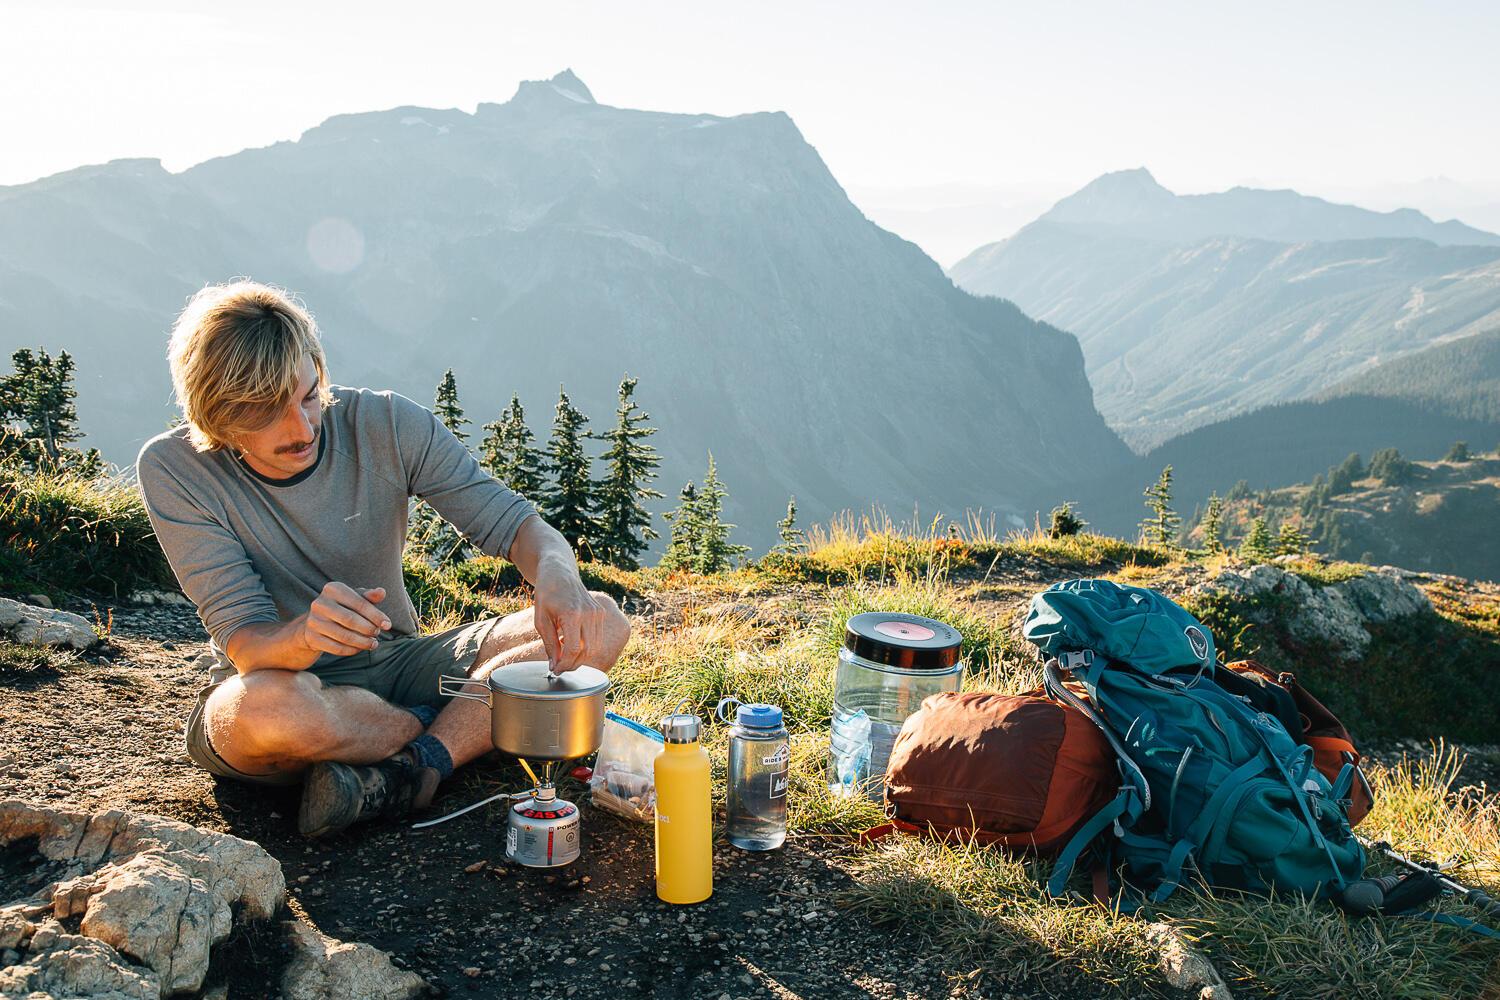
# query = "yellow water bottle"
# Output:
<box><xmin>655</xmin><ymin>704</ymin><xmax>712</xmax><ymax>904</ymax></box>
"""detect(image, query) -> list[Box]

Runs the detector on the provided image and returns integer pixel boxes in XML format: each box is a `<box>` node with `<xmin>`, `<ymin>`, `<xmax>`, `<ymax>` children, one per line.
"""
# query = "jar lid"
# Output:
<box><xmin>660</xmin><ymin>710</ymin><xmax>702</xmax><ymax>744</ymax></box>
<box><xmin>843</xmin><ymin>612</ymin><xmax>962</xmax><ymax>670</ymax></box>
<box><xmin>736</xmin><ymin>703</ymin><xmax>783</xmax><ymax>729</ymax></box>
<box><xmin>487</xmin><ymin>661</ymin><xmax>610</xmax><ymax>700</ymax></box>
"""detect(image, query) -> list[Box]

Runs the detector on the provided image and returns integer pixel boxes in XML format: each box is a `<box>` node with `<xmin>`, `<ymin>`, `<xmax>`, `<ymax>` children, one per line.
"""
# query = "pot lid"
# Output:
<box><xmin>487</xmin><ymin>661</ymin><xmax>610</xmax><ymax>700</ymax></box>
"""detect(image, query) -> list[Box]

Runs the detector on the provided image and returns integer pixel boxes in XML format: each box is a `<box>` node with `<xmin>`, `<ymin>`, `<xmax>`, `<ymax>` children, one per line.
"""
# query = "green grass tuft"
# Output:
<box><xmin>0</xmin><ymin>468</ymin><xmax>174</xmax><ymax>598</ymax></box>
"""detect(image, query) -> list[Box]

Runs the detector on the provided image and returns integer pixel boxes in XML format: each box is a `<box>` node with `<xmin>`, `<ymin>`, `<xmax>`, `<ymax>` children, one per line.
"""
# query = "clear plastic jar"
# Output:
<box><xmin>829</xmin><ymin>612</ymin><xmax>964</xmax><ymax>798</ymax></box>
<box><xmin>718</xmin><ymin>699</ymin><xmax>788</xmax><ymax>850</ymax></box>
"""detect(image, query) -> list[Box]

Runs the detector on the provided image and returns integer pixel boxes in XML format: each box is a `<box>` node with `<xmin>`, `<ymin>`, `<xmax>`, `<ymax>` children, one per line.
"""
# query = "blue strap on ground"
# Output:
<box><xmin>1048</xmin><ymin>788</ymin><xmax>1135</xmax><ymax>897</ymax></box>
<box><xmin>1399</xmin><ymin>911</ymin><xmax>1500</xmax><ymax>940</ymax></box>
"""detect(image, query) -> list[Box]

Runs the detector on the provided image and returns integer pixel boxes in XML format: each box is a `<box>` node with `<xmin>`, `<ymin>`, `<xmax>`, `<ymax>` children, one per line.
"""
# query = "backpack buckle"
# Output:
<box><xmin>1061</xmin><ymin>649</ymin><xmax>1095</xmax><ymax>671</ymax></box>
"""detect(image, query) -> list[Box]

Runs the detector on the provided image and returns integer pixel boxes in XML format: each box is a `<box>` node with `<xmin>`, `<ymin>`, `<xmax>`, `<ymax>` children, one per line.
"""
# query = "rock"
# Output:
<box><xmin>0</xmin><ymin>918</ymin><xmax>161</xmax><ymax>999</ymax></box>
<box><xmin>1199</xmin><ymin>563</ymin><xmax>1431</xmax><ymax>661</ymax></box>
<box><xmin>23</xmin><ymin>593</ymin><xmax>52</xmax><ymax>609</ymax></box>
<box><xmin>126</xmin><ymin>589</ymin><xmax>192</xmax><ymax>607</ymax></box>
<box><xmin>1145</xmin><ymin>922</ymin><xmax>1233</xmax><ymax>999</ymax></box>
<box><xmin>0</xmin><ymin>801</ymin><xmax>285</xmax><ymax>998</ymax></box>
<box><xmin>0</xmin><ymin>597</ymin><xmax>97</xmax><ymax>650</ymax></box>
<box><xmin>282</xmin><ymin>921</ymin><xmax>428</xmax><ymax>1000</ymax></box>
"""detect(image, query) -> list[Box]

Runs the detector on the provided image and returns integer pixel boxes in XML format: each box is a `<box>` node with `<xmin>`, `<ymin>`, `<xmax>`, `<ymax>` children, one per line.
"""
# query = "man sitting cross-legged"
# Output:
<box><xmin>136</xmin><ymin>280</ymin><xmax>630</xmax><ymax>837</ymax></box>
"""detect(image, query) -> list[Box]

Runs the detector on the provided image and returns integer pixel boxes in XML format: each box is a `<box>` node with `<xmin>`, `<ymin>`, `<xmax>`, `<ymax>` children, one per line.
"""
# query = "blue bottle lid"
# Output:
<box><xmin>736</xmin><ymin>703</ymin><xmax>783</xmax><ymax>729</ymax></box>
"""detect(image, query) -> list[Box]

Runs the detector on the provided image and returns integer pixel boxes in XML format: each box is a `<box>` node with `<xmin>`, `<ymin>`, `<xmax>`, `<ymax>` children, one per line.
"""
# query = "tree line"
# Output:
<box><xmin>1048</xmin><ymin>437</ymin><xmax>1489</xmax><ymax>563</ymax></box>
<box><xmin>411</xmin><ymin>370</ymin><xmax>802</xmax><ymax>572</ymax></box>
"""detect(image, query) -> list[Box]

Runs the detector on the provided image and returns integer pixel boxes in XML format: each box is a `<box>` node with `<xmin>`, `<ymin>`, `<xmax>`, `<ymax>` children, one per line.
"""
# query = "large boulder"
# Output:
<box><xmin>1199</xmin><ymin>563</ymin><xmax>1432</xmax><ymax>660</ymax></box>
<box><xmin>0</xmin><ymin>801</ymin><xmax>283</xmax><ymax>997</ymax></box>
<box><xmin>0</xmin><ymin>598</ymin><xmax>97</xmax><ymax>650</ymax></box>
<box><xmin>1</xmin><ymin>801</ymin><xmax>429</xmax><ymax>999</ymax></box>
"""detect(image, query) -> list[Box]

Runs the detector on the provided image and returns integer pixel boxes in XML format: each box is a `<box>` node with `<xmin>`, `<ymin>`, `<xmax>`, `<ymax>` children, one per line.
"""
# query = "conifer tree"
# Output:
<box><xmin>1328</xmin><ymin>453</ymin><xmax>1364</xmax><ymax>494</ymax></box>
<box><xmin>433</xmin><ymin>369</ymin><xmax>469</xmax><ymax>444</ymax></box>
<box><xmin>1048</xmin><ymin>501</ymin><xmax>1086</xmax><ymax>539</ymax></box>
<box><xmin>1369</xmin><ymin>448</ymin><xmax>1413</xmax><ymax>485</ymax></box>
<box><xmin>1444</xmin><ymin>441</ymin><xmax>1472</xmax><ymax>463</ymax></box>
<box><xmin>541</xmin><ymin>386</ymin><xmax>599</xmax><ymax>555</ymax></box>
<box><xmin>480</xmin><ymin>395</ymin><xmax>546</xmax><ymax>497</ymax></box>
<box><xmin>693</xmin><ymin>453</ymin><xmax>749</xmax><ymax>573</ymax></box>
<box><xmin>1201</xmin><ymin>492</ymin><xmax>1225</xmax><ymax>554</ymax></box>
<box><xmin>1141</xmin><ymin>465</ymin><xmax>1181</xmax><ymax>547</ymax></box>
<box><xmin>406</xmin><ymin>369</ymin><xmax>473</xmax><ymax>565</ymax></box>
<box><xmin>592</xmin><ymin>378</ymin><xmax>663</xmax><ymax>569</ymax></box>
<box><xmin>774</xmin><ymin>495</ymin><xmax>806</xmax><ymax>553</ymax></box>
<box><xmin>1275</xmin><ymin>520</ymin><xmax>1313</xmax><ymax>557</ymax></box>
<box><xmin>1240</xmin><ymin>516</ymin><xmax>1275</xmax><ymax>562</ymax></box>
<box><xmin>1</xmin><ymin>347</ymin><xmax>96</xmax><ymax>474</ymax></box>
<box><xmin>660</xmin><ymin>482</ymin><xmax>702</xmax><ymax>572</ymax></box>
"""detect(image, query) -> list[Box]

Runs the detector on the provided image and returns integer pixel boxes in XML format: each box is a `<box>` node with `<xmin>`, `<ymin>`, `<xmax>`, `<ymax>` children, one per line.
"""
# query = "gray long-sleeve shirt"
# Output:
<box><xmin>136</xmin><ymin>385</ymin><xmax>538</xmax><ymax>669</ymax></box>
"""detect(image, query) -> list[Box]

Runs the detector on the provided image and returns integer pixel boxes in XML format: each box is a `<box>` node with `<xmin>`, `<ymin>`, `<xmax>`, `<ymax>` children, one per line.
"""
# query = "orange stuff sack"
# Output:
<box><xmin>1223</xmin><ymin>660</ymin><xmax>1374</xmax><ymax>826</ymax></box>
<box><xmin>880</xmin><ymin>691</ymin><xmax>1119</xmax><ymax>854</ymax></box>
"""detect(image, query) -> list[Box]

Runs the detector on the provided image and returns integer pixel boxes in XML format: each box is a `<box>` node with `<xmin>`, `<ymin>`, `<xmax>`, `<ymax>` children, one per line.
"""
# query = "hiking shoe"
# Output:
<box><xmin>298</xmin><ymin>752</ymin><xmax>440</xmax><ymax>837</ymax></box>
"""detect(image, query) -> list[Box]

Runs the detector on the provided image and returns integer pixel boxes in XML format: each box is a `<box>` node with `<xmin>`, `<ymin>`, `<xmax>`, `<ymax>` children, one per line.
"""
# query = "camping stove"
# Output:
<box><xmin>506</xmin><ymin>782</ymin><xmax>581</xmax><ymax>868</ymax></box>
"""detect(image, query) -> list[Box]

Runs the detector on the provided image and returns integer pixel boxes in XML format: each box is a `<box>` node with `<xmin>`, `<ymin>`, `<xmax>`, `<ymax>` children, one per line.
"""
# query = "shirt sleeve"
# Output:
<box><xmin>136</xmin><ymin>444</ymin><xmax>281</xmax><ymax>651</ymax></box>
<box><xmin>389</xmin><ymin>393</ymin><xmax>539</xmax><ymax>558</ymax></box>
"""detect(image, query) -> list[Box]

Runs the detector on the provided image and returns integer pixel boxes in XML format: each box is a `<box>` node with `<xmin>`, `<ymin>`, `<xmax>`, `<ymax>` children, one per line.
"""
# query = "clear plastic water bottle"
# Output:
<box><xmin>717</xmin><ymin>698</ymin><xmax>789</xmax><ymax>850</ymax></box>
<box><xmin>830</xmin><ymin>612</ymin><xmax>964</xmax><ymax>798</ymax></box>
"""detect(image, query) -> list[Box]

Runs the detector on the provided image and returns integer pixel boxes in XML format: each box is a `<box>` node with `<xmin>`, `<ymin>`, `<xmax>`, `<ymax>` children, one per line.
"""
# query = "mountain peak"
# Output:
<box><xmin>511</xmin><ymin>69</ymin><xmax>597</xmax><ymax>107</ymax></box>
<box><xmin>1043</xmin><ymin>168</ymin><xmax>1175</xmax><ymax>228</ymax></box>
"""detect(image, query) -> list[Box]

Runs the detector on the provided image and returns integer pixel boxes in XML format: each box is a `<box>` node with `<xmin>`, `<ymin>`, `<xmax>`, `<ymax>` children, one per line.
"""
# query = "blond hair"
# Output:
<box><xmin>167</xmin><ymin>280</ymin><xmax>334</xmax><ymax>452</ymax></box>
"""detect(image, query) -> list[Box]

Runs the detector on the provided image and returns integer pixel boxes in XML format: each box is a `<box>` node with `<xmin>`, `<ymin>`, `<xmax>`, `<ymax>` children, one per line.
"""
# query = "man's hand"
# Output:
<box><xmin>299</xmin><ymin>582</ymin><xmax>392</xmax><ymax>657</ymax></box>
<box><xmin>532</xmin><ymin>566</ymin><xmax>614</xmax><ymax>673</ymax></box>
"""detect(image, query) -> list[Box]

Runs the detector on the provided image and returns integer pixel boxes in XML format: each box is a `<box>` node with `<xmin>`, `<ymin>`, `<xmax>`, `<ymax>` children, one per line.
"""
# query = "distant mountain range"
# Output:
<box><xmin>0</xmin><ymin>70</ymin><xmax>1128</xmax><ymax>551</ymax></box>
<box><xmin>949</xmin><ymin>169</ymin><xmax>1500</xmax><ymax>449</ymax></box>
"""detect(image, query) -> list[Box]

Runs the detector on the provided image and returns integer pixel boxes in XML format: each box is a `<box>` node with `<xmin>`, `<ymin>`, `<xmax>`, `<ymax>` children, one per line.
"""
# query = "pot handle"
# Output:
<box><xmin>438</xmin><ymin>675</ymin><xmax>491</xmax><ymax>704</ymax></box>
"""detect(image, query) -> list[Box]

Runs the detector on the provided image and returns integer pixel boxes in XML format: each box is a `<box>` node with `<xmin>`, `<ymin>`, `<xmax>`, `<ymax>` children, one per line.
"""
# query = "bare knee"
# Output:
<box><xmin>210</xmin><ymin>669</ymin><xmax>337</xmax><ymax>764</ymax></box>
<box><xmin>589</xmin><ymin>591</ymin><xmax>631</xmax><ymax>668</ymax></box>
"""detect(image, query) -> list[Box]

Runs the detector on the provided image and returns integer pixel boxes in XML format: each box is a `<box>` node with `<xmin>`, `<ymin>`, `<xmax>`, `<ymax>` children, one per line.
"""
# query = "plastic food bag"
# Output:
<box><xmin>589</xmin><ymin>711</ymin><xmax>664</xmax><ymax>823</ymax></box>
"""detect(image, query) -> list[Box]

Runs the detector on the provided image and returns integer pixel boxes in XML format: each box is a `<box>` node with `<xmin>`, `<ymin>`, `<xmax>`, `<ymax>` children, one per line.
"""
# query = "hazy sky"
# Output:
<box><xmin>4</xmin><ymin>1</ymin><xmax>1498</xmax><ymax>260</ymax></box>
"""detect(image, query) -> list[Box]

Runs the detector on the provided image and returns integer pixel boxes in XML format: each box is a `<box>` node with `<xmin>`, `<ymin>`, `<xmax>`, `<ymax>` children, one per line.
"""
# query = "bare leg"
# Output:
<box><xmin>206</xmin><ymin>669</ymin><xmax>423</xmax><ymax>779</ymax></box>
<box><xmin>428</xmin><ymin>593</ymin><xmax>630</xmax><ymax>770</ymax></box>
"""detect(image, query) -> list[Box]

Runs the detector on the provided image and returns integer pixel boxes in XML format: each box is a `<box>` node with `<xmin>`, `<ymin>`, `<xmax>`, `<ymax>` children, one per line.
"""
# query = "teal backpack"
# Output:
<box><xmin>1024</xmin><ymin>579</ymin><xmax>1366</xmax><ymax>902</ymax></box>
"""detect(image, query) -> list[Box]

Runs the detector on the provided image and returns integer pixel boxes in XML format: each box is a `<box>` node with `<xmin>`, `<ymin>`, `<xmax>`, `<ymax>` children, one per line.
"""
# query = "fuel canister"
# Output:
<box><xmin>505</xmin><ymin>784</ymin><xmax>581</xmax><ymax>868</ymax></box>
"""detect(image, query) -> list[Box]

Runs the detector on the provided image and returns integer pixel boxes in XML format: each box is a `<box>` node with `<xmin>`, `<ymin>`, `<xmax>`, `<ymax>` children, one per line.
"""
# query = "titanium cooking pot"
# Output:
<box><xmin>438</xmin><ymin>660</ymin><xmax>610</xmax><ymax>760</ymax></box>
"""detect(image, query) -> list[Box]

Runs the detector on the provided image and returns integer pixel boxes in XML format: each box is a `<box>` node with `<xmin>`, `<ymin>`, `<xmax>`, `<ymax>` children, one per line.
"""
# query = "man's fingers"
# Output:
<box><xmin>316</xmin><ymin>619</ymin><xmax>380</xmax><ymax>652</ymax></box>
<box><xmin>535</xmin><ymin>605</ymin><xmax>561</xmax><ymax>669</ymax></box>
<box><xmin>554</xmin><ymin>612</ymin><xmax>587</xmax><ymax>673</ymax></box>
<box><xmin>321</xmin><ymin>582</ymin><xmax>391</xmax><ymax>631</ymax></box>
<box><xmin>317</xmin><ymin>600</ymin><xmax>381</xmax><ymax>638</ymax></box>
<box><xmin>304</xmin><ymin>627</ymin><xmax>374</xmax><ymax>656</ymax></box>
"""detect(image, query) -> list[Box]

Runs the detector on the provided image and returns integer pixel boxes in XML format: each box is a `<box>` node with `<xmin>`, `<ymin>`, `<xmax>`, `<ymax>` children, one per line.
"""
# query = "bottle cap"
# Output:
<box><xmin>660</xmin><ymin>705</ymin><xmax>701</xmax><ymax>743</ymax></box>
<box><xmin>843</xmin><ymin>612</ymin><xmax>962</xmax><ymax>670</ymax></box>
<box><xmin>736</xmin><ymin>703</ymin><xmax>783</xmax><ymax>729</ymax></box>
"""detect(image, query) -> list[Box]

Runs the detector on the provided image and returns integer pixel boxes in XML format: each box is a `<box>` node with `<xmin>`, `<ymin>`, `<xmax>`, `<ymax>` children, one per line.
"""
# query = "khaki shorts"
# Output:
<box><xmin>184</xmin><ymin>617</ymin><xmax>499</xmax><ymax>786</ymax></box>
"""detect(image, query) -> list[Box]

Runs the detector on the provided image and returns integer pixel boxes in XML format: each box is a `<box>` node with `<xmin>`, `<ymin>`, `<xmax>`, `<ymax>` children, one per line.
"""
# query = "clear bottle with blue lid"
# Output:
<box><xmin>829</xmin><ymin>612</ymin><xmax>964</xmax><ymax>798</ymax></box>
<box><xmin>717</xmin><ymin>698</ymin><xmax>789</xmax><ymax>850</ymax></box>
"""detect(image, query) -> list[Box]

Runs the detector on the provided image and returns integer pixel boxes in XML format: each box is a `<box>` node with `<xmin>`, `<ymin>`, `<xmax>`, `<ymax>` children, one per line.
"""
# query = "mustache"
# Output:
<box><xmin>275</xmin><ymin>427</ymin><xmax>319</xmax><ymax>455</ymax></box>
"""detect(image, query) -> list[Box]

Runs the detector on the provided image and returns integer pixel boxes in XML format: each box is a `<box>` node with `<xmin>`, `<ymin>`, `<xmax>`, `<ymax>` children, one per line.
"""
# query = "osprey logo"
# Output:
<box><xmin>1184</xmin><ymin>625</ymin><xmax>1210</xmax><ymax>662</ymax></box>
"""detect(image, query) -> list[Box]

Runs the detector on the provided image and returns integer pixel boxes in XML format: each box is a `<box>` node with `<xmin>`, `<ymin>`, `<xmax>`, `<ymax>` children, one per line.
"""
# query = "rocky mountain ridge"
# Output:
<box><xmin>0</xmin><ymin>70</ymin><xmax>1127</xmax><ymax>550</ymax></box>
<box><xmin>950</xmin><ymin>171</ymin><xmax>1500</xmax><ymax>449</ymax></box>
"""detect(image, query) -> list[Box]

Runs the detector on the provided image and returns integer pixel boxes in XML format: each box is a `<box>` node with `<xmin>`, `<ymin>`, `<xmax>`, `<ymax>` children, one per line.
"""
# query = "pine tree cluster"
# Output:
<box><xmin>408</xmin><ymin>371</ymin><xmax>754</xmax><ymax>572</ymax></box>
